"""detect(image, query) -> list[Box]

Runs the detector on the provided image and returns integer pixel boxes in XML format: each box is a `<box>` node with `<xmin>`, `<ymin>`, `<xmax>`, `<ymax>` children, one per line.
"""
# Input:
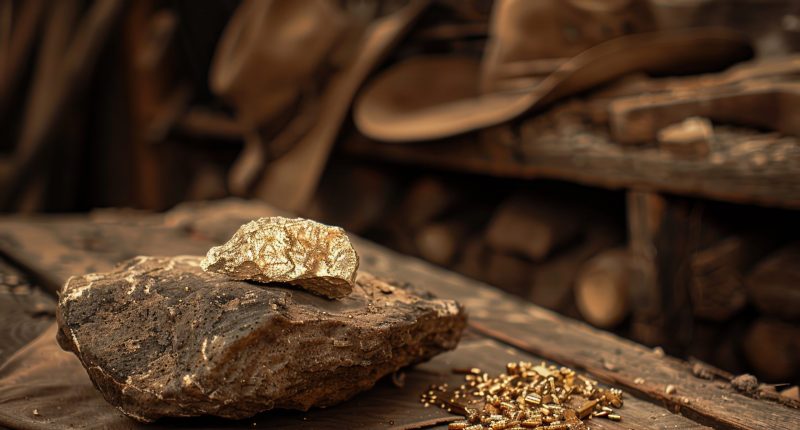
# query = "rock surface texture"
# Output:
<box><xmin>56</xmin><ymin>256</ymin><xmax>466</xmax><ymax>422</ymax></box>
<box><xmin>201</xmin><ymin>217</ymin><xmax>359</xmax><ymax>299</ymax></box>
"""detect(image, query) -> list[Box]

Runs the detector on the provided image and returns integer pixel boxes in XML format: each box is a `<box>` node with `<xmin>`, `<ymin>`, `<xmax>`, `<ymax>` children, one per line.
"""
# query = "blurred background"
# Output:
<box><xmin>1</xmin><ymin>0</ymin><xmax>799</xmax><ymax>389</ymax></box>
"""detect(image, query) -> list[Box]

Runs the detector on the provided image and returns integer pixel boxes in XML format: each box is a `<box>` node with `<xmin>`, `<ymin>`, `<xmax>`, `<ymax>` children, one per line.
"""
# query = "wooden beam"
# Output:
<box><xmin>626</xmin><ymin>191</ymin><xmax>667</xmax><ymax>345</ymax></box>
<box><xmin>340</xmin><ymin>121</ymin><xmax>800</xmax><ymax>209</ymax></box>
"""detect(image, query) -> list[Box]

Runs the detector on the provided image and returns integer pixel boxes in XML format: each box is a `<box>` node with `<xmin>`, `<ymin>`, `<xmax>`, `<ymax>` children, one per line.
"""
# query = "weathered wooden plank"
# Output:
<box><xmin>393</xmin><ymin>338</ymin><xmax>713</xmax><ymax>430</ymax></box>
<box><xmin>0</xmin><ymin>215</ymin><xmax>216</xmax><ymax>292</ymax></box>
<box><xmin>340</xmin><ymin>120</ymin><xmax>800</xmax><ymax>209</ymax></box>
<box><xmin>0</xmin><ymin>206</ymin><xmax>694</xmax><ymax>429</ymax></box>
<box><xmin>0</xmin><ymin>201</ymin><xmax>796</xmax><ymax>429</ymax></box>
<box><xmin>0</xmin><ymin>199</ymin><xmax>283</xmax><ymax>292</ymax></box>
<box><xmin>0</xmin><ymin>259</ymin><xmax>55</xmax><ymax>365</ymax></box>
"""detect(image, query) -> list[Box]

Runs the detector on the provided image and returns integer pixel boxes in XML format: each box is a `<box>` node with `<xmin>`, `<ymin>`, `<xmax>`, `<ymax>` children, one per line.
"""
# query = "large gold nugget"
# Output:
<box><xmin>200</xmin><ymin>217</ymin><xmax>359</xmax><ymax>298</ymax></box>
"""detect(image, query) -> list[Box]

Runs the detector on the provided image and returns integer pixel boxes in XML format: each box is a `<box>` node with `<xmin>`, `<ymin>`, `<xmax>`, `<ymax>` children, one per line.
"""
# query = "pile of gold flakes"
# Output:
<box><xmin>420</xmin><ymin>361</ymin><xmax>623</xmax><ymax>430</ymax></box>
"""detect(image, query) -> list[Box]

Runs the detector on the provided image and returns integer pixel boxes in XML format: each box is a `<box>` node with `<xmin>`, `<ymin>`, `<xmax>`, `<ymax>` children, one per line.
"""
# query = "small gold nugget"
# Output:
<box><xmin>422</xmin><ymin>361</ymin><xmax>624</xmax><ymax>429</ymax></box>
<box><xmin>201</xmin><ymin>217</ymin><xmax>359</xmax><ymax>299</ymax></box>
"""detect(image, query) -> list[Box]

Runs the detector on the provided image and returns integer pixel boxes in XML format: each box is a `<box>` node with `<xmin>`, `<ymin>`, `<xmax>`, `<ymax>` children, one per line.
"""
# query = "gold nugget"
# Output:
<box><xmin>201</xmin><ymin>217</ymin><xmax>359</xmax><ymax>299</ymax></box>
<box><xmin>421</xmin><ymin>361</ymin><xmax>624</xmax><ymax>429</ymax></box>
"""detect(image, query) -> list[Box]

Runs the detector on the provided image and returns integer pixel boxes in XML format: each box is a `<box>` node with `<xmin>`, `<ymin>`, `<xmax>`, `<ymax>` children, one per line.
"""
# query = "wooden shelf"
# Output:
<box><xmin>341</xmin><ymin>106</ymin><xmax>800</xmax><ymax>209</ymax></box>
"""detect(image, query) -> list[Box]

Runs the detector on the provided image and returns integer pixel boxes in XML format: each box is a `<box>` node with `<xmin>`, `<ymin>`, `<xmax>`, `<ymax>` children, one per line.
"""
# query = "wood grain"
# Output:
<box><xmin>340</xmin><ymin>117</ymin><xmax>800</xmax><ymax>209</ymax></box>
<box><xmin>0</xmin><ymin>260</ymin><xmax>55</xmax><ymax>366</ymax></box>
<box><xmin>352</xmin><ymin>238</ymin><xmax>800</xmax><ymax>430</ymax></box>
<box><xmin>0</xmin><ymin>200</ymin><xmax>796</xmax><ymax>429</ymax></box>
<box><xmin>0</xmin><ymin>327</ymin><xmax>706</xmax><ymax>430</ymax></box>
<box><xmin>0</xmin><ymin>216</ymin><xmax>216</xmax><ymax>293</ymax></box>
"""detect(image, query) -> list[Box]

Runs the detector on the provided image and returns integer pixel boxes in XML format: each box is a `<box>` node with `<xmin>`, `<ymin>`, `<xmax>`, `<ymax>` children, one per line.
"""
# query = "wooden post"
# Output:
<box><xmin>626</xmin><ymin>191</ymin><xmax>665</xmax><ymax>345</ymax></box>
<box><xmin>123</xmin><ymin>0</ymin><xmax>176</xmax><ymax>209</ymax></box>
<box><xmin>626</xmin><ymin>191</ymin><xmax>696</xmax><ymax>348</ymax></box>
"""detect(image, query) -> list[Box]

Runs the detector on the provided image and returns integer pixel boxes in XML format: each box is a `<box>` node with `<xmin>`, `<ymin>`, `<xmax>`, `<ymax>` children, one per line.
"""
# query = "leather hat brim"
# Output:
<box><xmin>354</xmin><ymin>27</ymin><xmax>753</xmax><ymax>142</ymax></box>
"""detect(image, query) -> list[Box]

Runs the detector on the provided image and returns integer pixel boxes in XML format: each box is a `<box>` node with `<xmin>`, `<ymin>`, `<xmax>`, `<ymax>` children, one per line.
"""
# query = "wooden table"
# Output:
<box><xmin>0</xmin><ymin>199</ymin><xmax>797</xmax><ymax>429</ymax></box>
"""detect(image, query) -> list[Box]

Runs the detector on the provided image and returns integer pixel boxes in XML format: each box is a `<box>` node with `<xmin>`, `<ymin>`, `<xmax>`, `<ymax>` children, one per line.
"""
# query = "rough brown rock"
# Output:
<box><xmin>201</xmin><ymin>217</ymin><xmax>359</xmax><ymax>299</ymax></box>
<box><xmin>56</xmin><ymin>256</ymin><xmax>465</xmax><ymax>422</ymax></box>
